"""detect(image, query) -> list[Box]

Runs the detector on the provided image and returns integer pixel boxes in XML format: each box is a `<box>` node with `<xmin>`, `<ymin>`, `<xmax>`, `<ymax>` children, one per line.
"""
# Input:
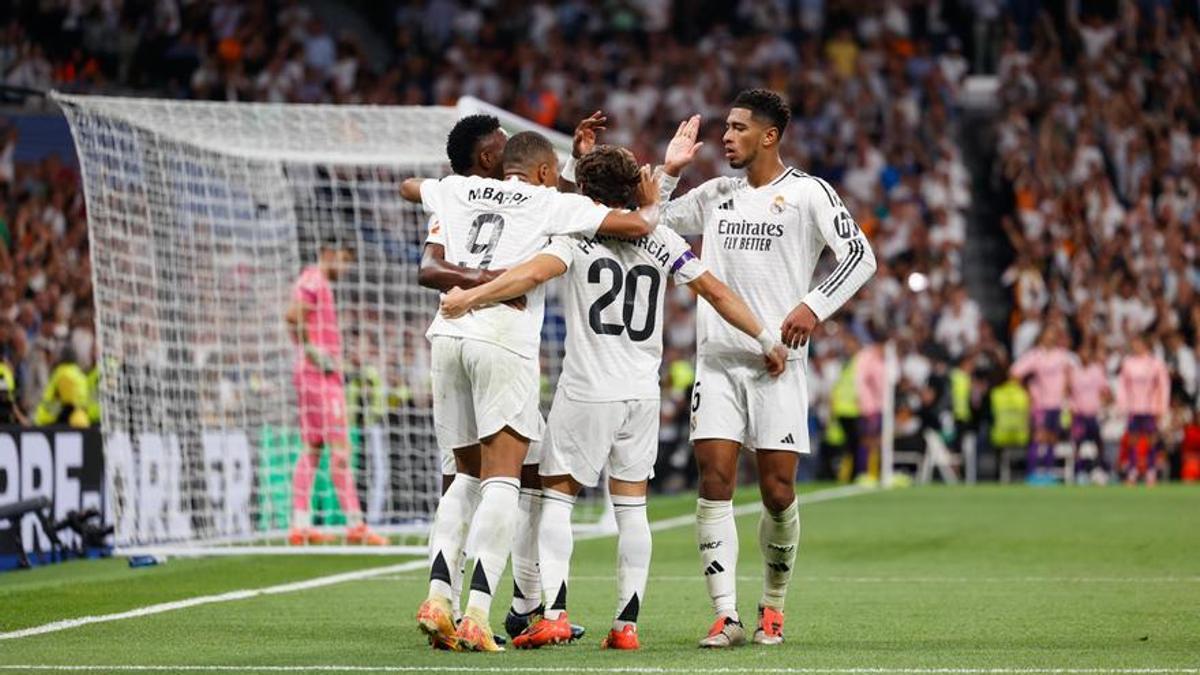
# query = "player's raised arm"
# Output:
<box><xmin>782</xmin><ymin>179</ymin><xmax>878</xmax><ymax>348</ymax></box>
<box><xmin>559</xmin><ymin>110</ymin><xmax>607</xmax><ymax>193</ymax></box>
<box><xmin>657</xmin><ymin>114</ymin><xmax>704</xmax><ymax>201</ymax></box>
<box><xmin>440</xmin><ymin>242</ymin><xmax>570</xmax><ymax>319</ymax></box>
<box><xmin>654</xmin><ymin>114</ymin><xmax>734</xmax><ymax>236</ymax></box>
<box><xmin>687</xmin><ymin>271</ymin><xmax>787</xmax><ymax>377</ymax></box>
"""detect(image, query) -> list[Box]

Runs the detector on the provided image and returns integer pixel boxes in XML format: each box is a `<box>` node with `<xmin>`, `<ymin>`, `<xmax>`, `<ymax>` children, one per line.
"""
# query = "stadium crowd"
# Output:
<box><xmin>992</xmin><ymin>3</ymin><xmax>1200</xmax><ymax>482</ymax></box>
<box><xmin>2</xmin><ymin>0</ymin><xmax>1199</xmax><ymax>483</ymax></box>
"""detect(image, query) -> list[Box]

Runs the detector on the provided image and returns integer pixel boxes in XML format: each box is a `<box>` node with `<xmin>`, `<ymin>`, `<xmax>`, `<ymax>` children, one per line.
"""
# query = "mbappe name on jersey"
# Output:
<box><xmin>577</xmin><ymin>234</ymin><xmax>672</xmax><ymax>269</ymax></box>
<box><xmin>466</xmin><ymin>186</ymin><xmax>532</xmax><ymax>206</ymax></box>
<box><xmin>717</xmin><ymin>218</ymin><xmax>784</xmax><ymax>251</ymax></box>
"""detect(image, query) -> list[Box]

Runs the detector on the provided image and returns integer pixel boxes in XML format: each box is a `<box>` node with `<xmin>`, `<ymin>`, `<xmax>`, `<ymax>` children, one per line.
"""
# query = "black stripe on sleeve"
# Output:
<box><xmin>818</xmin><ymin>239</ymin><xmax>863</xmax><ymax>294</ymax></box>
<box><xmin>817</xmin><ymin>240</ymin><xmax>863</xmax><ymax>295</ymax></box>
<box><xmin>811</xmin><ymin>176</ymin><xmax>837</xmax><ymax>207</ymax></box>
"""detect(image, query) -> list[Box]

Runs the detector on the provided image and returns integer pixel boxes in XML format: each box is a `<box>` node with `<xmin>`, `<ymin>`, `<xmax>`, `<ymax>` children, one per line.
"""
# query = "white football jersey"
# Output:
<box><xmin>541</xmin><ymin>227</ymin><xmax>706</xmax><ymax>402</ymax></box>
<box><xmin>420</xmin><ymin>175</ymin><xmax>611</xmax><ymax>358</ymax></box>
<box><xmin>662</xmin><ymin>167</ymin><xmax>876</xmax><ymax>361</ymax></box>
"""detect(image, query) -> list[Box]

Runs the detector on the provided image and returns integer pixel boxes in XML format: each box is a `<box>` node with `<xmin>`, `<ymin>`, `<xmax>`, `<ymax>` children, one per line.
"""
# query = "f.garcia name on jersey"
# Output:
<box><xmin>717</xmin><ymin>218</ymin><xmax>785</xmax><ymax>251</ymax></box>
<box><xmin>577</xmin><ymin>233</ymin><xmax>672</xmax><ymax>269</ymax></box>
<box><xmin>466</xmin><ymin>185</ymin><xmax>531</xmax><ymax>206</ymax></box>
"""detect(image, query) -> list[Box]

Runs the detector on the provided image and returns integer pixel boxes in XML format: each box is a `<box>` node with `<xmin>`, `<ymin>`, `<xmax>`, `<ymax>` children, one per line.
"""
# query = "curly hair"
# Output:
<box><xmin>732</xmin><ymin>88</ymin><xmax>791</xmax><ymax>135</ymax></box>
<box><xmin>446</xmin><ymin>114</ymin><xmax>501</xmax><ymax>175</ymax></box>
<box><xmin>576</xmin><ymin>145</ymin><xmax>640</xmax><ymax>208</ymax></box>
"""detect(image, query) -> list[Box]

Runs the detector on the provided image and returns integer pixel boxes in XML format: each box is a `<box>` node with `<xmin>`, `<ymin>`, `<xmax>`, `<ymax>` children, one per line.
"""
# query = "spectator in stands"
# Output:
<box><xmin>33</xmin><ymin>345</ymin><xmax>90</xmax><ymax>428</ymax></box>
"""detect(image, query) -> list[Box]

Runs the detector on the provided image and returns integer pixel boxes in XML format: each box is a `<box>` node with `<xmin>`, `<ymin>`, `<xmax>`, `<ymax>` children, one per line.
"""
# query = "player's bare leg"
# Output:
<box><xmin>694</xmin><ymin>438</ymin><xmax>747</xmax><ymax>648</ymax></box>
<box><xmin>419</xmin><ymin>444</ymin><xmax>480</xmax><ymax>649</ymax></box>
<box><xmin>328</xmin><ymin>439</ymin><xmax>385</xmax><ymax>546</ymax></box>
<box><xmin>754</xmin><ymin>448</ymin><xmax>799</xmax><ymax>645</ymax></box>
<box><xmin>455</xmin><ymin>426</ymin><xmax>528</xmax><ymax>652</ymax></box>
<box><xmin>288</xmin><ymin>445</ymin><xmax>337</xmax><ymax>546</ymax></box>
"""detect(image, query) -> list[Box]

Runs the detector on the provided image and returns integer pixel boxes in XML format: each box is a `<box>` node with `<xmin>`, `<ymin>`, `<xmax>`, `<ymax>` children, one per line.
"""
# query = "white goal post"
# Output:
<box><xmin>55</xmin><ymin>93</ymin><xmax>612</xmax><ymax>556</ymax></box>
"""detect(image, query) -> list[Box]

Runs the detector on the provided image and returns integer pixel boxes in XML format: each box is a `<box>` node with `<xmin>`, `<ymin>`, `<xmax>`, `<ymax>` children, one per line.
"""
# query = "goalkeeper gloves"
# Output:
<box><xmin>304</xmin><ymin>344</ymin><xmax>339</xmax><ymax>374</ymax></box>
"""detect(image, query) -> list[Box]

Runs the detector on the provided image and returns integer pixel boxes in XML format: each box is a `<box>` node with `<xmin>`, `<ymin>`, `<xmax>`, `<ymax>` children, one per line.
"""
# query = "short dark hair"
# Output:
<box><xmin>732</xmin><ymin>89</ymin><xmax>791</xmax><ymax>135</ymax></box>
<box><xmin>446</xmin><ymin>114</ymin><xmax>501</xmax><ymax>175</ymax></box>
<box><xmin>502</xmin><ymin>131</ymin><xmax>556</xmax><ymax>170</ymax></box>
<box><xmin>319</xmin><ymin>236</ymin><xmax>355</xmax><ymax>258</ymax></box>
<box><xmin>576</xmin><ymin>145</ymin><xmax>640</xmax><ymax>208</ymax></box>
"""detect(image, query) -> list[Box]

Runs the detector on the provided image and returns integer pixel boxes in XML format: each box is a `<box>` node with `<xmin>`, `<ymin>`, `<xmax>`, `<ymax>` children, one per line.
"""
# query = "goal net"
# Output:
<box><xmin>56</xmin><ymin>93</ymin><xmax>609</xmax><ymax>556</ymax></box>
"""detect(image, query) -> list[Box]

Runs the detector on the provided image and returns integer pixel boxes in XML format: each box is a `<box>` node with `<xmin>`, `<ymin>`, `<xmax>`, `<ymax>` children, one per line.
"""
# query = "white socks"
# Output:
<box><xmin>612</xmin><ymin>494</ymin><xmax>650</xmax><ymax>629</ymax></box>
<box><xmin>696</xmin><ymin>498</ymin><xmax>739</xmax><ymax>621</ymax></box>
<box><xmin>427</xmin><ymin>474</ymin><xmax>480</xmax><ymax>601</ymax></box>
<box><xmin>758</xmin><ymin>498</ymin><xmax>799</xmax><ymax>610</ymax></box>
<box><xmin>510</xmin><ymin>487</ymin><xmax>544</xmax><ymax>615</ymax></box>
<box><xmin>465</xmin><ymin>477</ymin><xmax>521</xmax><ymax>618</ymax></box>
<box><xmin>538</xmin><ymin>489</ymin><xmax>576</xmax><ymax>620</ymax></box>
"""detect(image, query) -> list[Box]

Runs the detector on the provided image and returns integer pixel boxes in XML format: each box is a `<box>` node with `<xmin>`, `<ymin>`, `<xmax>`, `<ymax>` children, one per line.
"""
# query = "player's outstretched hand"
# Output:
<box><xmin>781</xmin><ymin>303</ymin><xmax>819</xmax><ymax>349</ymax></box>
<box><xmin>764</xmin><ymin>344</ymin><xmax>788</xmax><ymax>377</ymax></box>
<box><xmin>663</xmin><ymin>114</ymin><xmax>703</xmax><ymax>176</ymax></box>
<box><xmin>440</xmin><ymin>287</ymin><xmax>473</xmax><ymax>319</ymax></box>
<box><xmin>636</xmin><ymin>164</ymin><xmax>661</xmax><ymax>207</ymax></box>
<box><xmin>573</xmin><ymin>110</ymin><xmax>607</xmax><ymax>159</ymax></box>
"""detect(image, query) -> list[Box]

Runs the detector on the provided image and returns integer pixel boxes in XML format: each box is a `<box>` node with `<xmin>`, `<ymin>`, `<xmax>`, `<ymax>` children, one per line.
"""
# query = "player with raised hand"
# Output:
<box><xmin>440</xmin><ymin>142</ymin><xmax>787</xmax><ymax>651</ymax></box>
<box><xmin>284</xmin><ymin>239</ymin><xmax>387</xmax><ymax>547</ymax></box>
<box><xmin>658</xmin><ymin>90</ymin><xmax>877</xmax><ymax>647</ymax></box>
<box><xmin>402</xmin><ymin>131</ymin><xmax>661</xmax><ymax>652</ymax></box>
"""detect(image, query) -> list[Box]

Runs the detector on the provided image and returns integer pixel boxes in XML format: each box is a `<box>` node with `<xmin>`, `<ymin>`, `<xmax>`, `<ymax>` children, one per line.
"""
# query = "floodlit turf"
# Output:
<box><xmin>1</xmin><ymin>484</ymin><xmax>1197</xmax><ymax>673</ymax></box>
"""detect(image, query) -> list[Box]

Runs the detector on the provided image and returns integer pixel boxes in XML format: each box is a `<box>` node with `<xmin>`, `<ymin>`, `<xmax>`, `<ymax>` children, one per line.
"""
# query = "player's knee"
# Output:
<box><xmin>698</xmin><ymin>475</ymin><xmax>735</xmax><ymax>501</ymax></box>
<box><xmin>760</xmin><ymin>477</ymin><xmax>795</xmax><ymax>513</ymax></box>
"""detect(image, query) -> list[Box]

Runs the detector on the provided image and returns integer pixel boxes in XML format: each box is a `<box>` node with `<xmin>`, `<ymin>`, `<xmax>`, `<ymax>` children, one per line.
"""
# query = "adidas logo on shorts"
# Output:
<box><xmin>780</xmin><ymin>433</ymin><xmax>795</xmax><ymax>445</ymax></box>
<box><xmin>704</xmin><ymin>560</ymin><xmax>726</xmax><ymax>576</ymax></box>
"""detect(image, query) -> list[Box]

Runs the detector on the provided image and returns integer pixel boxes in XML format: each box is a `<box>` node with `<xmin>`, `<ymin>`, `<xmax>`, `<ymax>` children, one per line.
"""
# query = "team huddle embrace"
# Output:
<box><xmin>403</xmin><ymin>89</ymin><xmax>877</xmax><ymax>652</ymax></box>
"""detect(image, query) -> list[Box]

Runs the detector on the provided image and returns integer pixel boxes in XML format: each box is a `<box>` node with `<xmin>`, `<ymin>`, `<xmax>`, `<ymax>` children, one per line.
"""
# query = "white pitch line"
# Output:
<box><xmin>363</xmin><ymin>575</ymin><xmax>1200</xmax><ymax>584</ymax></box>
<box><xmin>0</xmin><ymin>666</ymin><xmax>1196</xmax><ymax>673</ymax></box>
<box><xmin>0</xmin><ymin>560</ymin><xmax>426</xmax><ymax>642</ymax></box>
<box><xmin>0</xmin><ymin>484</ymin><xmax>870</xmax><ymax>643</ymax></box>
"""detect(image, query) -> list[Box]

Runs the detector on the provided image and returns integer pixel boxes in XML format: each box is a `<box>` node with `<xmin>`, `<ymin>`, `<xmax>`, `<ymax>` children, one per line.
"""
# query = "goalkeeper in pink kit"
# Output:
<box><xmin>285</xmin><ymin>240</ymin><xmax>386</xmax><ymax>546</ymax></box>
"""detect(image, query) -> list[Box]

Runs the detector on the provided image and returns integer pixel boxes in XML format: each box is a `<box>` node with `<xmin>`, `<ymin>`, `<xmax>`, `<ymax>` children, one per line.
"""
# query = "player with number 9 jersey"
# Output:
<box><xmin>401</xmin><ymin>131</ymin><xmax>661</xmax><ymax>652</ymax></box>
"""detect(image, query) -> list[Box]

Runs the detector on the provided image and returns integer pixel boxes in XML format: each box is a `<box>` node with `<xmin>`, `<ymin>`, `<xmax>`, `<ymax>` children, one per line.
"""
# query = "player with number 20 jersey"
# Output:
<box><xmin>402</xmin><ymin>131</ymin><xmax>662</xmax><ymax>652</ymax></box>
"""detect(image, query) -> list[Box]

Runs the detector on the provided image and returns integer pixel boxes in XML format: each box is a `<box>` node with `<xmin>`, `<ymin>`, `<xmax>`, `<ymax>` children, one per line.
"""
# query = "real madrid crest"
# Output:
<box><xmin>770</xmin><ymin>194</ymin><xmax>786</xmax><ymax>215</ymax></box>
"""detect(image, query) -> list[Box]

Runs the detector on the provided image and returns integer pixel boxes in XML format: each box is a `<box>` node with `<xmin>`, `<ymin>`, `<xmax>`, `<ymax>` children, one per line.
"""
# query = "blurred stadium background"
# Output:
<box><xmin>3</xmin><ymin>0</ymin><xmax>1199</xmax><ymax>497</ymax></box>
<box><xmin>1</xmin><ymin>0</ymin><xmax>1199</xmax><ymax>671</ymax></box>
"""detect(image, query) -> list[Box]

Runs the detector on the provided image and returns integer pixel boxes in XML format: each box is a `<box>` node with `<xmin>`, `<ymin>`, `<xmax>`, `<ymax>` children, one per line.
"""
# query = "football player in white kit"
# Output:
<box><xmin>659</xmin><ymin>90</ymin><xmax>877</xmax><ymax>647</ymax></box>
<box><xmin>440</xmin><ymin>142</ymin><xmax>789</xmax><ymax>650</ymax></box>
<box><xmin>415</xmin><ymin>114</ymin><xmax>587</xmax><ymax>645</ymax></box>
<box><xmin>401</xmin><ymin>131</ymin><xmax>664</xmax><ymax>652</ymax></box>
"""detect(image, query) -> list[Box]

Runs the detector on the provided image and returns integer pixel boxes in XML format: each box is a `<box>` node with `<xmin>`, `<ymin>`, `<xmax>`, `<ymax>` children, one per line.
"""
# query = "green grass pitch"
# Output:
<box><xmin>1</xmin><ymin>484</ymin><xmax>1197</xmax><ymax>674</ymax></box>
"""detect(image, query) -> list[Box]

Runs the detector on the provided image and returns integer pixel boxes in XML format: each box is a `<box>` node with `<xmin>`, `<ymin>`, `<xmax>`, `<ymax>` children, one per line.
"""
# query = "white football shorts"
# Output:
<box><xmin>541</xmin><ymin>390</ymin><xmax>659</xmax><ymax>487</ymax></box>
<box><xmin>689</xmin><ymin>352</ymin><xmax>810</xmax><ymax>453</ymax></box>
<box><xmin>430</xmin><ymin>336</ymin><xmax>543</xmax><ymax>452</ymax></box>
